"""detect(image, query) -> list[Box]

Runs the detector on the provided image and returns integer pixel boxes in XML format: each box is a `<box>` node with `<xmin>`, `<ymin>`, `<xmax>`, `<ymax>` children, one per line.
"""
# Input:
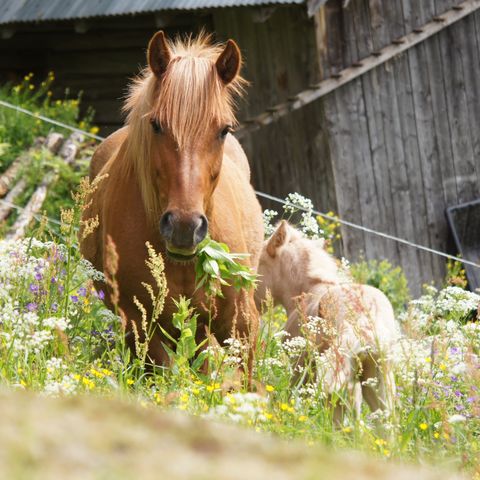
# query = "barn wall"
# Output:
<box><xmin>212</xmin><ymin>5</ymin><xmax>339</xmax><ymax>219</ymax></box>
<box><xmin>316</xmin><ymin>0</ymin><xmax>480</xmax><ymax>294</ymax></box>
<box><xmin>0</xmin><ymin>14</ymin><xmax>202</xmax><ymax>132</ymax></box>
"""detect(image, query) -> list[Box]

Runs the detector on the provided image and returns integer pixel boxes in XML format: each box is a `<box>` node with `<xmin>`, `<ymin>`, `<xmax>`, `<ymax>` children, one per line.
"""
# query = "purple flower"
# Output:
<box><xmin>78</xmin><ymin>287</ymin><xmax>87</xmax><ymax>297</ymax></box>
<box><xmin>467</xmin><ymin>396</ymin><xmax>476</xmax><ymax>403</ymax></box>
<box><xmin>35</xmin><ymin>272</ymin><xmax>42</xmax><ymax>281</ymax></box>
<box><xmin>51</xmin><ymin>276</ymin><xmax>57</xmax><ymax>284</ymax></box>
<box><xmin>97</xmin><ymin>290</ymin><xmax>105</xmax><ymax>300</ymax></box>
<box><xmin>70</xmin><ymin>295</ymin><xmax>79</xmax><ymax>304</ymax></box>
<box><xmin>29</xmin><ymin>283</ymin><xmax>39</xmax><ymax>293</ymax></box>
<box><xmin>455</xmin><ymin>404</ymin><xmax>465</xmax><ymax>411</ymax></box>
<box><xmin>26</xmin><ymin>302</ymin><xmax>37</xmax><ymax>312</ymax></box>
<box><xmin>51</xmin><ymin>303</ymin><xmax>58</xmax><ymax>312</ymax></box>
<box><xmin>58</xmin><ymin>285</ymin><xmax>64</xmax><ymax>294</ymax></box>
<box><xmin>454</xmin><ymin>390</ymin><xmax>463</xmax><ymax>398</ymax></box>
<box><xmin>450</xmin><ymin>347</ymin><xmax>460</xmax><ymax>355</ymax></box>
<box><xmin>450</xmin><ymin>376</ymin><xmax>458</xmax><ymax>382</ymax></box>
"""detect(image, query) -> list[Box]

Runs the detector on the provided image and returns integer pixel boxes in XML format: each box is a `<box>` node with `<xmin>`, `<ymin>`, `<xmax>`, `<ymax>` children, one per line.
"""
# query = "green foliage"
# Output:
<box><xmin>0</xmin><ymin>71</ymin><xmax>94</xmax><ymax>171</ymax></box>
<box><xmin>195</xmin><ymin>236</ymin><xmax>257</xmax><ymax>297</ymax></box>
<box><xmin>350</xmin><ymin>258</ymin><xmax>411</xmax><ymax>315</ymax></box>
<box><xmin>159</xmin><ymin>296</ymin><xmax>208</xmax><ymax>373</ymax></box>
<box><xmin>444</xmin><ymin>259</ymin><xmax>468</xmax><ymax>289</ymax></box>
<box><xmin>0</xmin><ymin>72</ymin><xmax>96</xmax><ymax>229</ymax></box>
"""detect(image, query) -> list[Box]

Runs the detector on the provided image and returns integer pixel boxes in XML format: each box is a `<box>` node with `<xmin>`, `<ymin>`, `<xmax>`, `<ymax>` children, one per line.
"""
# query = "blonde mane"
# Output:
<box><xmin>119</xmin><ymin>33</ymin><xmax>246</xmax><ymax>222</ymax></box>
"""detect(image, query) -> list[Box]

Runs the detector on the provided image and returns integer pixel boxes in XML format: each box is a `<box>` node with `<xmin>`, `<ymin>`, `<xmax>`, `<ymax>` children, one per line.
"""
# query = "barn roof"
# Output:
<box><xmin>0</xmin><ymin>0</ymin><xmax>308</xmax><ymax>25</ymax></box>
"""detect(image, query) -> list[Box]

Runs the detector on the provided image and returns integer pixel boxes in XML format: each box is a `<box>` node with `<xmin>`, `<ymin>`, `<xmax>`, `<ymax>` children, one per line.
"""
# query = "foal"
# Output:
<box><xmin>257</xmin><ymin>221</ymin><xmax>399</xmax><ymax>417</ymax></box>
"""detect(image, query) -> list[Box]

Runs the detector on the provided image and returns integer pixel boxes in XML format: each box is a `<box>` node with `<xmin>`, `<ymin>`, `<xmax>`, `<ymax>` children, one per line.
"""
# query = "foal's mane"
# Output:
<box><xmin>119</xmin><ymin>32</ymin><xmax>246</xmax><ymax>222</ymax></box>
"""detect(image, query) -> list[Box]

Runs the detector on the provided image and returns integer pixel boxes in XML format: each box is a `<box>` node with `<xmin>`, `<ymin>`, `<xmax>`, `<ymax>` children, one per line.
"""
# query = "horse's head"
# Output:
<box><xmin>130</xmin><ymin>31</ymin><xmax>244</xmax><ymax>261</ymax></box>
<box><xmin>257</xmin><ymin>221</ymin><xmax>342</xmax><ymax>306</ymax></box>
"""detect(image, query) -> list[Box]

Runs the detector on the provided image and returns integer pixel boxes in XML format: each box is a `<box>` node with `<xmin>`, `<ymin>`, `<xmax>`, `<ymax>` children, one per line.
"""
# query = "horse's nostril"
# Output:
<box><xmin>159</xmin><ymin>211</ymin><xmax>174</xmax><ymax>240</ymax></box>
<box><xmin>193</xmin><ymin>214</ymin><xmax>208</xmax><ymax>245</ymax></box>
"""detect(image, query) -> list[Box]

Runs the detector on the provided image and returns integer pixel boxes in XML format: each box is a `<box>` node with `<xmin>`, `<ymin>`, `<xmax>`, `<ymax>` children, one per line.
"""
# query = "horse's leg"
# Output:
<box><xmin>231</xmin><ymin>290</ymin><xmax>259</xmax><ymax>389</ymax></box>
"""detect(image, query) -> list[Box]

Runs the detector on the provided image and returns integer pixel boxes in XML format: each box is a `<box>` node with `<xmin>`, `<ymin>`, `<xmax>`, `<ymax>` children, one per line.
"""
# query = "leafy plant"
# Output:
<box><xmin>194</xmin><ymin>236</ymin><xmax>257</xmax><ymax>297</ymax></box>
<box><xmin>159</xmin><ymin>296</ymin><xmax>208</xmax><ymax>373</ymax></box>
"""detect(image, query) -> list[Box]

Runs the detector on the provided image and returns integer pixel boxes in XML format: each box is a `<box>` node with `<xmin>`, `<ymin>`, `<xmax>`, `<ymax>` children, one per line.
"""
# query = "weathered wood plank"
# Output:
<box><xmin>401</xmin><ymin>0</ymin><xmax>446</xmax><ymax>284</ymax></box>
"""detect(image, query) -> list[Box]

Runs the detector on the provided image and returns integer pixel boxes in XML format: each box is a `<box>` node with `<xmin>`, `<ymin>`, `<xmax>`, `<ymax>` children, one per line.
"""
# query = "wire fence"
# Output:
<box><xmin>0</xmin><ymin>99</ymin><xmax>478</xmax><ymax>269</ymax></box>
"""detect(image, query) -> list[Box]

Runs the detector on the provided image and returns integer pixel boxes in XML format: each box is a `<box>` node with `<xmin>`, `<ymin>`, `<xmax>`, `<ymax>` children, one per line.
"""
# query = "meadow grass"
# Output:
<box><xmin>0</xmin><ymin>80</ymin><xmax>478</xmax><ymax>479</ymax></box>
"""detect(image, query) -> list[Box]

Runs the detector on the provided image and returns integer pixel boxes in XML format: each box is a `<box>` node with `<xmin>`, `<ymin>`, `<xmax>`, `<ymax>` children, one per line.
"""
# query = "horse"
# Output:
<box><xmin>256</xmin><ymin>221</ymin><xmax>399</xmax><ymax>419</ymax></box>
<box><xmin>80</xmin><ymin>31</ymin><xmax>264</xmax><ymax>366</ymax></box>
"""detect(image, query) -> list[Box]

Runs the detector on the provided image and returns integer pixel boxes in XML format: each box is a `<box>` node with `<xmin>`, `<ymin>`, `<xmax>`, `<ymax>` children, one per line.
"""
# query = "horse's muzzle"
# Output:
<box><xmin>159</xmin><ymin>210</ymin><xmax>208</xmax><ymax>259</ymax></box>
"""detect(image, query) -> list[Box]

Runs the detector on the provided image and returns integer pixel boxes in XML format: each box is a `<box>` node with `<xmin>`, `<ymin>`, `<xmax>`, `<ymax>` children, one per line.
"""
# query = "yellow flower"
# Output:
<box><xmin>425</xmin><ymin>357</ymin><xmax>432</xmax><ymax>363</ymax></box>
<box><xmin>375</xmin><ymin>438</ymin><xmax>386</xmax><ymax>446</ymax></box>
<box><xmin>383</xmin><ymin>449</ymin><xmax>390</xmax><ymax>457</ymax></box>
<box><xmin>73</xmin><ymin>374</ymin><xmax>81</xmax><ymax>381</ymax></box>
<box><xmin>298</xmin><ymin>415</ymin><xmax>307</xmax><ymax>422</ymax></box>
<box><xmin>192</xmin><ymin>388</ymin><xmax>200</xmax><ymax>395</ymax></box>
<box><xmin>102</xmin><ymin>369</ymin><xmax>112</xmax><ymax>376</ymax></box>
<box><xmin>419</xmin><ymin>423</ymin><xmax>428</xmax><ymax>431</ymax></box>
<box><xmin>264</xmin><ymin>412</ymin><xmax>273</xmax><ymax>420</ymax></box>
<box><xmin>266</xmin><ymin>385</ymin><xmax>274</xmax><ymax>392</ymax></box>
<box><xmin>439</xmin><ymin>363</ymin><xmax>447</xmax><ymax>371</ymax></box>
<box><xmin>280</xmin><ymin>403</ymin><xmax>289</xmax><ymax>411</ymax></box>
<box><xmin>342</xmin><ymin>426</ymin><xmax>352</xmax><ymax>433</ymax></box>
<box><xmin>89</xmin><ymin>126</ymin><xmax>99</xmax><ymax>135</ymax></box>
<box><xmin>82</xmin><ymin>377</ymin><xmax>95</xmax><ymax>389</ymax></box>
<box><xmin>126</xmin><ymin>379</ymin><xmax>134</xmax><ymax>385</ymax></box>
<box><xmin>29</xmin><ymin>84</ymin><xmax>34</xmax><ymax>90</ymax></box>
<box><xmin>90</xmin><ymin>368</ymin><xmax>104</xmax><ymax>378</ymax></box>
<box><xmin>434</xmin><ymin>432</ymin><xmax>440</xmax><ymax>439</ymax></box>
<box><xmin>206</xmin><ymin>382</ymin><xmax>221</xmax><ymax>392</ymax></box>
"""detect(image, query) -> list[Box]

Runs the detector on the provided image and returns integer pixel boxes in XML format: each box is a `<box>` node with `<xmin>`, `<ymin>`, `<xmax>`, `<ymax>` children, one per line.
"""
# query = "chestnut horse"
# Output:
<box><xmin>81</xmin><ymin>31</ymin><xmax>264</xmax><ymax>364</ymax></box>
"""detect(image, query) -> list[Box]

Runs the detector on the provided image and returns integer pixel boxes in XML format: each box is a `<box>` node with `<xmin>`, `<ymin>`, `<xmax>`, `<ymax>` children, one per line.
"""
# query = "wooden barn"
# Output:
<box><xmin>1</xmin><ymin>0</ymin><xmax>479</xmax><ymax>294</ymax></box>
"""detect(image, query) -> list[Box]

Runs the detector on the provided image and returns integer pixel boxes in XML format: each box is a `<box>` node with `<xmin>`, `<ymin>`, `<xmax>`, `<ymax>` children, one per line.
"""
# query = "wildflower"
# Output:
<box><xmin>82</xmin><ymin>377</ymin><xmax>95</xmax><ymax>390</ymax></box>
<box><xmin>375</xmin><ymin>438</ymin><xmax>386</xmax><ymax>446</ymax></box>
<box><xmin>449</xmin><ymin>414</ymin><xmax>466</xmax><ymax>423</ymax></box>
<box><xmin>89</xmin><ymin>126</ymin><xmax>100</xmax><ymax>135</ymax></box>
<box><xmin>342</xmin><ymin>426</ymin><xmax>352</xmax><ymax>433</ymax></box>
<box><xmin>266</xmin><ymin>385</ymin><xmax>275</xmax><ymax>392</ymax></box>
<box><xmin>419</xmin><ymin>423</ymin><xmax>428</xmax><ymax>430</ymax></box>
<box><xmin>127</xmin><ymin>379</ymin><xmax>135</xmax><ymax>385</ymax></box>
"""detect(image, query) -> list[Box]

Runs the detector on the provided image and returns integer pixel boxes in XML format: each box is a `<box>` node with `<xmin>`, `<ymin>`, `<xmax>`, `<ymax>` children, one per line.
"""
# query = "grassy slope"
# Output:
<box><xmin>0</xmin><ymin>389</ymin><xmax>463</xmax><ymax>480</ymax></box>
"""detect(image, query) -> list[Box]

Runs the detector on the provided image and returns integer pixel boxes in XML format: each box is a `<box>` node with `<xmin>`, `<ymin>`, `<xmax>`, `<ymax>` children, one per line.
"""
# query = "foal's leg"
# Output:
<box><xmin>360</xmin><ymin>353</ymin><xmax>395</xmax><ymax>414</ymax></box>
<box><xmin>360</xmin><ymin>353</ymin><xmax>384</xmax><ymax>412</ymax></box>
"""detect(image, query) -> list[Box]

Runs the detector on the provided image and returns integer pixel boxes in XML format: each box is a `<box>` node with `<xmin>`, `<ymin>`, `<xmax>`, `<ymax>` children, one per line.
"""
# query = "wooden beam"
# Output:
<box><xmin>235</xmin><ymin>0</ymin><xmax>480</xmax><ymax>139</ymax></box>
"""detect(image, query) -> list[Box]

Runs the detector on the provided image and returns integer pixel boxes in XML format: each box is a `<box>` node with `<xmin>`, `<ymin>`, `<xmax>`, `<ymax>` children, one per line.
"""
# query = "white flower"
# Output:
<box><xmin>448</xmin><ymin>414</ymin><xmax>467</xmax><ymax>424</ymax></box>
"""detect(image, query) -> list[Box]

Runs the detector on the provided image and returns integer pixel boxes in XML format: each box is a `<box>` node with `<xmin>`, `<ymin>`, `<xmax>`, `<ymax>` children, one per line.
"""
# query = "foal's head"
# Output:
<box><xmin>124</xmin><ymin>31</ymin><xmax>245</xmax><ymax>261</ymax></box>
<box><xmin>257</xmin><ymin>221</ymin><xmax>341</xmax><ymax>307</ymax></box>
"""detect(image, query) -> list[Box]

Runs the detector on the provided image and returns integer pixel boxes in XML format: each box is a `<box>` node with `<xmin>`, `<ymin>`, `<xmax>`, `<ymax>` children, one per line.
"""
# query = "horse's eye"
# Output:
<box><xmin>219</xmin><ymin>125</ymin><xmax>231</xmax><ymax>139</ymax></box>
<box><xmin>150</xmin><ymin>119</ymin><xmax>162</xmax><ymax>134</ymax></box>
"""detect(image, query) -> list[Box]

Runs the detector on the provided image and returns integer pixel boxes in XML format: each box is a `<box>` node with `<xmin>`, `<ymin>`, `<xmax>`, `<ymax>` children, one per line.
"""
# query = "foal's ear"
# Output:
<box><xmin>216</xmin><ymin>39</ymin><xmax>241</xmax><ymax>85</ymax></box>
<box><xmin>266</xmin><ymin>220</ymin><xmax>289</xmax><ymax>257</ymax></box>
<box><xmin>148</xmin><ymin>31</ymin><xmax>172</xmax><ymax>79</ymax></box>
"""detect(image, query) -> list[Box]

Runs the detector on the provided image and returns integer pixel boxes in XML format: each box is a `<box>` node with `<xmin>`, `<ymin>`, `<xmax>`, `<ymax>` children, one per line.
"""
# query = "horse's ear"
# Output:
<box><xmin>148</xmin><ymin>31</ymin><xmax>172</xmax><ymax>79</ymax></box>
<box><xmin>216</xmin><ymin>39</ymin><xmax>241</xmax><ymax>85</ymax></box>
<box><xmin>266</xmin><ymin>220</ymin><xmax>289</xmax><ymax>257</ymax></box>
